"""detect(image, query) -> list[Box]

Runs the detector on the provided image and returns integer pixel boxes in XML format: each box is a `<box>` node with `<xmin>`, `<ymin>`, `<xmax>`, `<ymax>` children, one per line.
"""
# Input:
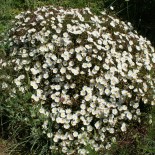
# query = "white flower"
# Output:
<box><xmin>30</xmin><ymin>68</ymin><xmax>40</xmax><ymax>75</ymax></box>
<box><xmin>105</xmin><ymin>143</ymin><xmax>111</xmax><ymax>150</ymax></box>
<box><xmin>63</xmin><ymin>32</ymin><xmax>69</xmax><ymax>38</ymax></box>
<box><xmin>36</xmin><ymin>89</ymin><xmax>42</xmax><ymax>97</ymax></box>
<box><xmin>53</xmin><ymin>34</ymin><xmax>58</xmax><ymax>39</ymax></box>
<box><xmin>70</xmin><ymin>83</ymin><xmax>76</xmax><ymax>88</ymax></box>
<box><xmin>94</xmin><ymin>65</ymin><xmax>100</xmax><ymax>71</ymax></box>
<box><xmin>87</xmin><ymin>63</ymin><xmax>92</xmax><ymax>68</ymax></box>
<box><xmin>95</xmin><ymin>121</ymin><xmax>101</xmax><ymax>129</ymax></box>
<box><xmin>121</xmin><ymin>122</ymin><xmax>127</xmax><ymax>132</ymax></box>
<box><xmin>66</xmin><ymin>109</ymin><xmax>71</xmax><ymax>114</ymax></box>
<box><xmin>71</xmin><ymin>120</ymin><xmax>77</xmax><ymax>127</ymax></box>
<box><xmin>30</xmin><ymin>81</ymin><xmax>38</xmax><ymax>89</ymax></box>
<box><xmin>110</xmin><ymin>6</ymin><xmax>114</xmax><ymax>10</ymax></box>
<box><xmin>87</xmin><ymin>125</ymin><xmax>93</xmax><ymax>132</ymax></box>
<box><xmin>43</xmin><ymin>73</ymin><xmax>49</xmax><ymax>79</ymax></box>
<box><xmin>105</xmin><ymin>88</ymin><xmax>110</xmax><ymax>95</ymax></box>
<box><xmin>104</xmin><ymin>108</ymin><xmax>110</xmax><ymax>116</ymax></box>
<box><xmin>110</xmin><ymin>21</ymin><xmax>115</xmax><ymax>27</ymax></box>
<box><xmin>86</xmin><ymin>56</ymin><xmax>91</xmax><ymax>62</ymax></box>
<box><xmin>87</xmin><ymin>37</ymin><xmax>93</xmax><ymax>42</ymax></box>
<box><xmin>126</xmin><ymin>111</ymin><xmax>132</xmax><ymax>120</ymax></box>
<box><xmin>71</xmin><ymin>68</ymin><xmax>79</xmax><ymax>75</ymax></box>
<box><xmin>2</xmin><ymin>82</ymin><xmax>8</xmax><ymax>89</ymax></box>
<box><xmin>81</xmin><ymin>110</ymin><xmax>86</xmax><ymax>115</ymax></box>
<box><xmin>28</xmin><ymin>28</ymin><xmax>36</xmax><ymax>33</ymax></box>
<box><xmin>53</xmin><ymin>136</ymin><xmax>59</xmax><ymax>142</ymax></box>
<box><xmin>92</xmin><ymin>69</ymin><xmax>97</xmax><ymax>75</ymax></box>
<box><xmin>39</xmin><ymin>107</ymin><xmax>46</xmax><ymax>114</ymax></box>
<box><xmin>136</xmin><ymin>109</ymin><xmax>141</xmax><ymax>115</ymax></box>
<box><xmin>133</xmin><ymin>103</ymin><xmax>139</xmax><ymax>109</ymax></box>
<box><xmin>76</xmin><ymin>54</ymin><xmax>83</xmax><ymax>61</ymax></box>
<box><xmin>60</xmin><ymin>67</ymin><xmax>66</xmax><ymax>74</ymax></box>
<box><xmin>47</xmin><ymin>133</ymin><xmax>53</xmax><ymax>138</ymax></box>
<box><xmin>82</xmin><ymin>63</ymin><xmax>88</xmax><ymax>68</ymax></box>
<box><xmin>53</xmin><ymin>68</ymin><xmax>58</xmax><ymax>73</ymax></box>
<box><xmin>51</xmin><ymin>54</ymin><xmax>57</xmax><ymax>61</ymax></box>
<box><xmin>14</xmin><ymin>79</ymin><xmax>21</xmax><ymax>86</ymax></box>
<box><xmin>90</xmin><ymin>102</ymin><xmax>96</xmax><ymax>108</ymax></box>
<box><xmin>103</xmin><ymin>64</ymin><xmax>109</xmax><ymax>70</ymax></box>
<box><xmin>122</xmin><ymin>90</ymin><xmax>128</xmax><ymax>96</ymax></box>
<box><xmin>128</xmin><ymin>46</ymin><xmax>132</xmax><ymax>52</ymax></box>
<box><xmin>105</xmin><ymin>73</ymin><xmax>111</xmax><ymax>80</ymax></box>
<box><xmin>39</xmin><ymin>46</ymin><xmax>48</xmax><ymax>53</ymax></box>
<box><xmin>55</xmin><ymin>85</ymin><xmax>61</xmax><ymax>90</ymax></box>
<box><xmin>56</xmin><ymin>28</ymin><xmax>61</xmax><ymax>33</ymax></box>
<box><xmin>85</xmin><ymin>95</ymin><xmax>92</xmax><ymax>101</ymax></box>
<box><xmin>151</xmin><ymin>101</ymin><xmax>155</xmax><ymax>106</ymax></box>
<box><xmin>121</xmin><ymin>105</ymin><xmax>127</xmax><ymax>111</ymax></box>
<box><xmin>67</xmin><ymin>114</ymin><xmax>72</xmax><ymax>120</ymax></box>
<box><xmin>61</xmin><ymin>112</ymin><xmax>66</xmax><ymax>118</ymax></box>
<box><xmin>64</xmin><ymin>124</ymin><xmax>70</xmax><ymax>129</ymax></box>
<box><xmin>66</xmin><ymin>74</ymin><xmax>71</xmax><ymax>80</ymax></box>
<box><xmin>80</xmin><ymin>104</ymin><xmax>86</xmax><ymax>110</ymax></box>
<box><xmin>56</xmin><ymin>117</ymin><xmax>62</xmax><ymax>123</ymax></box>
<box><xmin>78</xmin><ymin>149</ymin><xmax>87</xmax><ymax>155</ymax></box>
<box><xmin>69</xmin><ymin>61</ymin><xmax>74</xmax><ymax>66</ymax></box>
<box><xmin>80</xmin><ymin>90</ymin><xmax>86</xmax><ymax>96</ymax></box>
<box><xmin>73</xmin><ymin>131</ymin><xmax>78</xmax><ymax>137</ymax></box>
<box><xmin>112</xmin><ymin>109</ymin><xmax>118</xmax><ymax>115</ymax></box>
<box><xmin>92</xmin><ymin>30</ymin><xmax>100</xmax><ymax>38</ymax></box>
<box><xmin>72</xmin><ymin>114</ymin><xmax>78</xmax><ymax>120</ymax></box>
<box><xmin>64</xmin><ymin>84</ymin><xmax>69</xmax><ymax>89</ymax></box>
<box><xmin>52</xmin><ymin>108</ymin><xmax>57</xmax><ymax>114</ymax></box>
<box><xmin>54</xmin><ymin>97</ymin><xmax>60</xmax><ymax>103</ymax></box>
<box><xmin>109</xmin><ymin>128</ymin><xmax>114</xmax><ymax>134</ymax></box>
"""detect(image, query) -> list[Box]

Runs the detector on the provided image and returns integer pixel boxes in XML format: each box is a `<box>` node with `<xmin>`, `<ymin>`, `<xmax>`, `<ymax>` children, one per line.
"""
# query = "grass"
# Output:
<box><xmin>0</xmin><ymin>0</ymin><xmax>155</xmax><ymax>155</ymax></box>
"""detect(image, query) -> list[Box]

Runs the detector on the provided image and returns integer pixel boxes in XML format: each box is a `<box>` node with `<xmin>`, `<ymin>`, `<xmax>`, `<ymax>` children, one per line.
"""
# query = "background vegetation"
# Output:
<box><xmin>0</xmin><ymin>0</ymin><xmax>155</xmax><ymax>44</ymax></box>
<box><xmin>0</xmin><ymin>0</ymin><xmax>155</xmax><ymax>155</ymax></box>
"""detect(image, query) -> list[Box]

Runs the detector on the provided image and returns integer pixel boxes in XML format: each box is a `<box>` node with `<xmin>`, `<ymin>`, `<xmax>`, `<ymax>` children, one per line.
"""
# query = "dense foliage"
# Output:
<box><xmin>1</xmin><ymin>5</ymin><xmax>155</xmax><ymax>155</ymax></box>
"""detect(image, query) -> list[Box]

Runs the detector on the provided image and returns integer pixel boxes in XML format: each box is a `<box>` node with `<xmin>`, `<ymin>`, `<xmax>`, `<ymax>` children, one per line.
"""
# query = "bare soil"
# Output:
<box><xmin>0</xmin><ymin>139</ymin><xmax>9</xmax><ymax>155</ymax></box>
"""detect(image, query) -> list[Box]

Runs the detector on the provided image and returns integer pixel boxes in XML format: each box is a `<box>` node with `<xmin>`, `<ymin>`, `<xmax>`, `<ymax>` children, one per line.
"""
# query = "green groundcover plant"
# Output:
<box><xmin>1</xmin><ymin>5</ymin><xmax>155</xmax><ymax>155</ymax></box>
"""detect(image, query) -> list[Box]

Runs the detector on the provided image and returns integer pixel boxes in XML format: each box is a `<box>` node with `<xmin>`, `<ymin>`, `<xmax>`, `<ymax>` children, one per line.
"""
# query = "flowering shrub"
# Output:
<box><xmin>2</xmin><ymin>5</ymin><xmax>155</xmax><ymax>154</ymax></box>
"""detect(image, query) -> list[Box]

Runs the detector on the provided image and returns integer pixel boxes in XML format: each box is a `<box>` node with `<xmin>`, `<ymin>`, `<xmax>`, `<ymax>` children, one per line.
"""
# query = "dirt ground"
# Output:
<box><xmin>0</xmin><ymin>139</ymin><xmax>8</xmax><ymax>155</ymax></box>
